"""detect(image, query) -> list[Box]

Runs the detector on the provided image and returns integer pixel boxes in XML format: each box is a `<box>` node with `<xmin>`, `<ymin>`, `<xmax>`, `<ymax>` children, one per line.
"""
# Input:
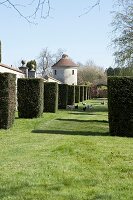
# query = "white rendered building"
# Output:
<box><xmin>0</xmin><ymin>63</ymin><xmax>25</xmax><ymax>78</ymax></box>
<box><xmin>52</xmin><ymin>54</ymin><xmax>78</xmax><ymax>85</ymax></box>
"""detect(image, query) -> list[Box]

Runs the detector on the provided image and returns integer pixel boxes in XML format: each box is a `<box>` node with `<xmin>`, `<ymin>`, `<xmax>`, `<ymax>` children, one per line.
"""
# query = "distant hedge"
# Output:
<box><xmin>84</xmin><ymin>86</ymin><xmax>87</xmax><ymax>100</ymax></box>
<box><xmin>58</xmin><ymin>84</ymin><xmax>68</xmax><ymax>109</ymax></box>
<box><xmin>0</xmin><ymin>73</ymin><xmax>16</xmax><ymax>129</ymax></box>
<box><xmin>67</xmin><ymin>85</ymin><xmax>75</xmax><ymax>105</ymax></box>
<box><xmin>80</xmin><ymin>86</ymin><xmax>84</xmax><ymax>102</ymax></box>
<box><xmin>87</xmin><ymin>87</ymin><xmax>90</xmax><ymax>99</ymax></box>
<box><xmin>108</xmin><ymin>76</ymin><xmax>133</xmax><ymax>137</ymax></box>
<box><xmin>44</xmin><ymin>82</ymin><xmax>58</xmax><ymax>113</ymax></box>
<box><xmin>75</xmin><ymin>85</ymin><xmax>80</xmax><ymax>103</ymax></box>
<box><xmin>90</xmin><ymin>85</ymin><xmax>97</xmax><ymax>98</ymax></box>
<box><xmin>17</xmin><ymin>78</ymin><xmax>44</xmax><ymax>118</ymax></box>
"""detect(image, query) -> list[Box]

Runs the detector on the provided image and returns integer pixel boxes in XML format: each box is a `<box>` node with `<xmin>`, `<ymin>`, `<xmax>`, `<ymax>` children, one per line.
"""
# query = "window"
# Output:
<box><xmin>54</xmin><ymin>70</ymin><xmax>56</xmax><ymax>75</ymax></box>
<box><xmin>72</xmin><ymin>70</ymin><xmax>74</xmax><ymax>75</ymax></box>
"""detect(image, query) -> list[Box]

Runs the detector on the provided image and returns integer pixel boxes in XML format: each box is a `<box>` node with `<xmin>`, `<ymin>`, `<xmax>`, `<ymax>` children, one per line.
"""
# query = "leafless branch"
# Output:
<box><xmin>0</xmin><ymin>0</ymin><xmax>51</xmax><ymax>23</ymax></box>
<box><xmin>79</xmin><ymin>0</ymin><xmax>100</xmax><ymax>17</ymax></box>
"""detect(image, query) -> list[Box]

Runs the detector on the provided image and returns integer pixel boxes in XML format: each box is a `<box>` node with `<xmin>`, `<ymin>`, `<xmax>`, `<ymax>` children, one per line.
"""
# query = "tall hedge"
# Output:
<box><xmin>108</xmin><ymin>76</ymin><xmax>133</xmax><ymax>137</ymax></box>
<box><xmin>80</xmin><ymin>86</ymin><xmax>84</xmax><ymax>102</ymax></box>
<box><xmin>17</xmin><ymin>78</ymin><xmax>44</xmax><ymax>118</ymax></box>
<box><xmin>44</xmin><ymin>82</ymin><xmax>58</xmax><ymax>113</ymax></box>
<box><xmin>67</xmin><ymin>85</ymin><xmax>75</xmax><ymax>105</ymax></box>
<box><xmin>0</xmin><ymin>73</ymin><xmax>16</xmax><ymax>129</ymax></box>
<box><xmin>87</xmin><ymin>87</ymin><xmax>90</xmax><ymax>99</ymax></box>
<box><xmin>84</xmin><ymin>86</ymin><xmax>87</xmax><ymax>100</ymax></box>
<box><xmin>75</xmin><ymin>85</ymin><xmax>80</xmax><ymax>103</ymax></box>
<box><xmin>58</xmin><ymin>84</ymin><xmax>68</xmax><ymax>109</ymax></box>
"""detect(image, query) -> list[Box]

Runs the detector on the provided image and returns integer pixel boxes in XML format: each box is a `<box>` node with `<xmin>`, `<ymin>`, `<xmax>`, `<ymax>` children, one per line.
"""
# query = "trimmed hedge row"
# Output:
<box><xmin>17</xmin><ymin>78</ymin><xmax>44</xmax><ymax>118</ymax></box>
<box><xmin>84</xmin><ymin>86</ymin><xmax>87</xmax><ymax>100</ymax></box>
<box><xmin>0</xmin><ymin>73</ymin><xmax>16</xmax><ymax>129</ymax></box>
<box><xmin>75</xmin><ymin>85</ymin><xmax>80</xmax><ymax>103</ymax></box>
<box><xmin>108</xmin><ymin>76</ymin><xmax>133</xmax><ymax>137</ymax></box>
<box><xmin>67</xmin><ymin>85</ymin><xmax>75</xmax><ymax>105</ymax></box>
<box><xmin>58</xmin><ymin>84</ymin><xmax>68</xmax><ymax>109</ymax></box>
<box><xmin>87</xmin><ymin>87</ymin><xmax>90</xmax><ymax>99</ymax></box>
<box><xmin>44</xmin><ymin>82</ymin><xmax>58</xmax><ymax>113</ymax></box>
<box><xmin>80</xmin><ymin>86</ymin><xmax>84</xmax><ymax>102</ymax></box>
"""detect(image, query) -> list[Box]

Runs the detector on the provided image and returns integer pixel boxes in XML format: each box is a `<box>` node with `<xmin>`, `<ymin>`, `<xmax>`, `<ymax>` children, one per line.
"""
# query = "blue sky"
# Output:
<box><xmin>0</xmin><ymin>0</ymin><xmax>114</xmax><ymax>68</ymax></box>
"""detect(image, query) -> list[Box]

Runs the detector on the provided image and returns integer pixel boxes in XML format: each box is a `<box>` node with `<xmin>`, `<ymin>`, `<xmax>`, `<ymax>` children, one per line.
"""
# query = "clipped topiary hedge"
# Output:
<box><xmin>67</xmin><ymin>85</ymin><xmax>75</xmax><ymax>105</ymax></box>
<box><xmin>84</xmin><ymin>86</ymin><xmax>87</xmax><ymax>100</ymax></box>
<box><xmin>75</xmin><ymin>85</ymin><xmax>80</xmax><ymax>103</ymax></box>
<box><xmin>80</xmin><ymin>86</ymin><xmax>84</xmax><ymax>102</ymax></box>
<box><xmin>17</xmin><ymin>78</ymin><xmax>44</xmax><ymax>118</ymax></box>
<box><xmin>58</xmin><ymin>84</ymin><xmax>68</xmax><ymax>109</ymax></box>
<box><xmin>0</xmin><ymin>73</ymin><xmax>16</xmax><ymax>129</ymax></box>
<box><xmin>108</xmin><ymin>76</ymin><xmax>133</xmax><ymax>137</ymax></box>
<box><xmin>87</xmin><ymin>87</ymin><xmax>90</xmax><ymax>99</ymax></box>
<box><xmin>44</xmin><ymin>82</ymin><xmax>58</xmax><ymax>113</ymax></box>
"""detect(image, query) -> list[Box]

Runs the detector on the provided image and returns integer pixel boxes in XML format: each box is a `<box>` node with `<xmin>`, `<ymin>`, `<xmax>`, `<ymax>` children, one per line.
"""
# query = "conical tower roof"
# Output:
<box><xmin>52</xmin><ymin>54</ymin><xmax>78</xmax><ymax>68</ymax></box>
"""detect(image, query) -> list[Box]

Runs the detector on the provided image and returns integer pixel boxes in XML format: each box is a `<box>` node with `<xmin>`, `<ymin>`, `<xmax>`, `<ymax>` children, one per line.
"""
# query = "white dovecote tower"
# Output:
<box><xmin>52</xmin><ymin>54</ymin><xmax>78</xmax><ymax>85</ymax></box>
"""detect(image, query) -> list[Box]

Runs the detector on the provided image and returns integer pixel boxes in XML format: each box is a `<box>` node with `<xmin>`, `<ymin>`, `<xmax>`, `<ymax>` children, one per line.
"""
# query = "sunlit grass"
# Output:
<box><xmin>0</xmin><ymin>99</ymin><xmax>133</xmax><ymax>200</ymax></box>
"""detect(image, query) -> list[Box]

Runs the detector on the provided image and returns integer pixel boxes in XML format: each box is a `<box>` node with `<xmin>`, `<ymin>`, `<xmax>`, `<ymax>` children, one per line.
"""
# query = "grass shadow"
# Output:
<box><xmin>32</xmin><ymin>129</ymin><xmax>109</xmax><ymax>136</ymax></box>
<box><xmin>69</xmin><ymin>112</ymin><xmax>108</xmax><ymax>116</ymax></box>
<box><xmin>56</xmin><ymin>118</ymin><xmax>108</xmax><ymax>123</ymax></box>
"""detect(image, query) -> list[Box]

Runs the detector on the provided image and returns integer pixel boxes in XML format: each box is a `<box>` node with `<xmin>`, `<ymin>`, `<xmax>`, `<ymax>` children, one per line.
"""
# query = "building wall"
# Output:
<box><xmin>53</xmin><ymin>67</ymin><xmax>77</xmax><ymax>85</ymax></box>
<box><xmin>0</xmin><ymin>64</ymin><xmax>25</xmax><ymax>78</ymax></box>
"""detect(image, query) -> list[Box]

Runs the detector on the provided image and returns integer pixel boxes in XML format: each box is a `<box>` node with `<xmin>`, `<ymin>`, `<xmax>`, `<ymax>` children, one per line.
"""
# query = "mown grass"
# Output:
<box><xmin>0</xmin><ymin>99</ymin><xmax>133</xmax><ymax>200</ymax></box>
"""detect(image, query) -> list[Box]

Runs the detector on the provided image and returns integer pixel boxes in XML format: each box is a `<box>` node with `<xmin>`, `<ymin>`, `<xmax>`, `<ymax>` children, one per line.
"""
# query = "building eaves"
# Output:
<box><xmin>0</xmin><ymin>63</ymin><xmax>24</xmax><ymax>74</ymax></box>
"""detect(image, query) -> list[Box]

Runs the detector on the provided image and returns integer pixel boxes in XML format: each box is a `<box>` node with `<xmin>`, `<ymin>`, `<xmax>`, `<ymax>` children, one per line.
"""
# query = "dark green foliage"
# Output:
<box><xmin>58</xmin><ymin>84</ymin><xmax>68</xmax><ymax>109</ymax></box>
<box><xmin>44</xmin><ymin>82</ymin><xmax>58</xmax><ymax>113</ymax></box>
<box><xmin>84</xmin><ymin>86</ymin><xmax>87</xmax><ymax>100</ymax></box>
<box><xmin>17</xmin><ymin>78</ymin><xmax>44</xmax><ymax>118</ymax></box>
<box><xmin>80</xmin><ymin>86</ymin><xmax>84</xmax><ymax>102</ymax></box>
<box><xmin>108</xmin><ymin>76</ymin><xmax>133</xmax><ymax>137</ymax></box>
<box><xmin>26</xmin><ymin>60</ymin><xmax>37</xmax><ymax>71</ymax></box>
<box><xmin>67</xmin><ymin>85</ymin><xmax>75</xmax><ymax>105</ymax></box>
<box><xmin>0</xmin><ymin>73</ymin><xmax>16</xmax><ymax>129</ymax></box>
<box><xmin>75</xmin><ymin>85</ymin><xmax>80</xmax><ymax>103</ymax></box>
<box><xmin>87</xmin><ymin>87</ymin><xmax>90</xmax><ymax>99</ymax></box>
<box><xmin>0</xmin><ymin>40</ymin><xmax>1</xmax><ymax>63</ymax></box>
<box><xmin>106</xmin><ymin>67</ymin><xmax>114</xmax><ymax>76</ymax></box>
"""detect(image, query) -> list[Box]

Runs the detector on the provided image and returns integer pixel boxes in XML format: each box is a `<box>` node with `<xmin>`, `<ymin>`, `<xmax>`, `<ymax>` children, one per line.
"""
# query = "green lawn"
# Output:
<box><xmin>0</xmin><ymin>99</ymin><xmax>133</xmax><ymax>200</ymax></box>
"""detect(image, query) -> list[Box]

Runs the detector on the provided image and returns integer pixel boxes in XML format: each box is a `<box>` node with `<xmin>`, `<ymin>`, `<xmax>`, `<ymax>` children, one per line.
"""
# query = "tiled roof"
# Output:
<box><xmin>0</xmin><ymin>63</ymin><xmax>24</xmax><ymax>73</ymax></box>
<box><xmin>44</xmin><ymin>75</ymin><xmax>62</xmax><ymax>83</ymax></box>
<box><xmin>52</xmin><ymin>54</ymin><xmax>78</xmax><ymax>68</ymax></box>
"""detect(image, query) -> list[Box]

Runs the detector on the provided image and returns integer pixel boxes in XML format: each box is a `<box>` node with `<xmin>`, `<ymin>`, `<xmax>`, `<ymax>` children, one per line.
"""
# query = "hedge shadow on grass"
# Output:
<box><xmin>32</xmin><ymin>129</ymin><xmax>109</xmax><ymax>136</ymax></box>
<box><xmin>69</xmin><ymin>112</ymin><xmax>108</xmax><ymax>116</ymax></box>
<box><xmin>56</xmin><ymin>118</ymin><xmax>108</xmax><ymax>123</ymax></box>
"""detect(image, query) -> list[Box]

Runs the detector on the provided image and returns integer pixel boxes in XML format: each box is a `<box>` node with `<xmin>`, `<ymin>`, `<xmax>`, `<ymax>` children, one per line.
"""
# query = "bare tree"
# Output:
<box><xmin>0</xmin><ymin>0</ymin><xmax>51</xmax><ymax>23</ymax></box>
<box><xmin>37</xmin><ymin>47</ymin><xmax>64</xmax><ymax>77</ymax></box>
<box><xmin>79</xmin><ymin>0</ymin><xmax>100</xmax><ymax>17</ymax></box>
<box><xmin>0</xmin><ymin>0</ymin><xmax>101</xmax><ymax>23</ymax></box>
<box><xmin>78</xmin><ymin>60</ymin><xmax>107</xmax><ymax>85</ymax></box>
<box><xmin>112</xmin><ymin>0</ymin><xmax>133</xmax><ymax>67</ymax></box>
